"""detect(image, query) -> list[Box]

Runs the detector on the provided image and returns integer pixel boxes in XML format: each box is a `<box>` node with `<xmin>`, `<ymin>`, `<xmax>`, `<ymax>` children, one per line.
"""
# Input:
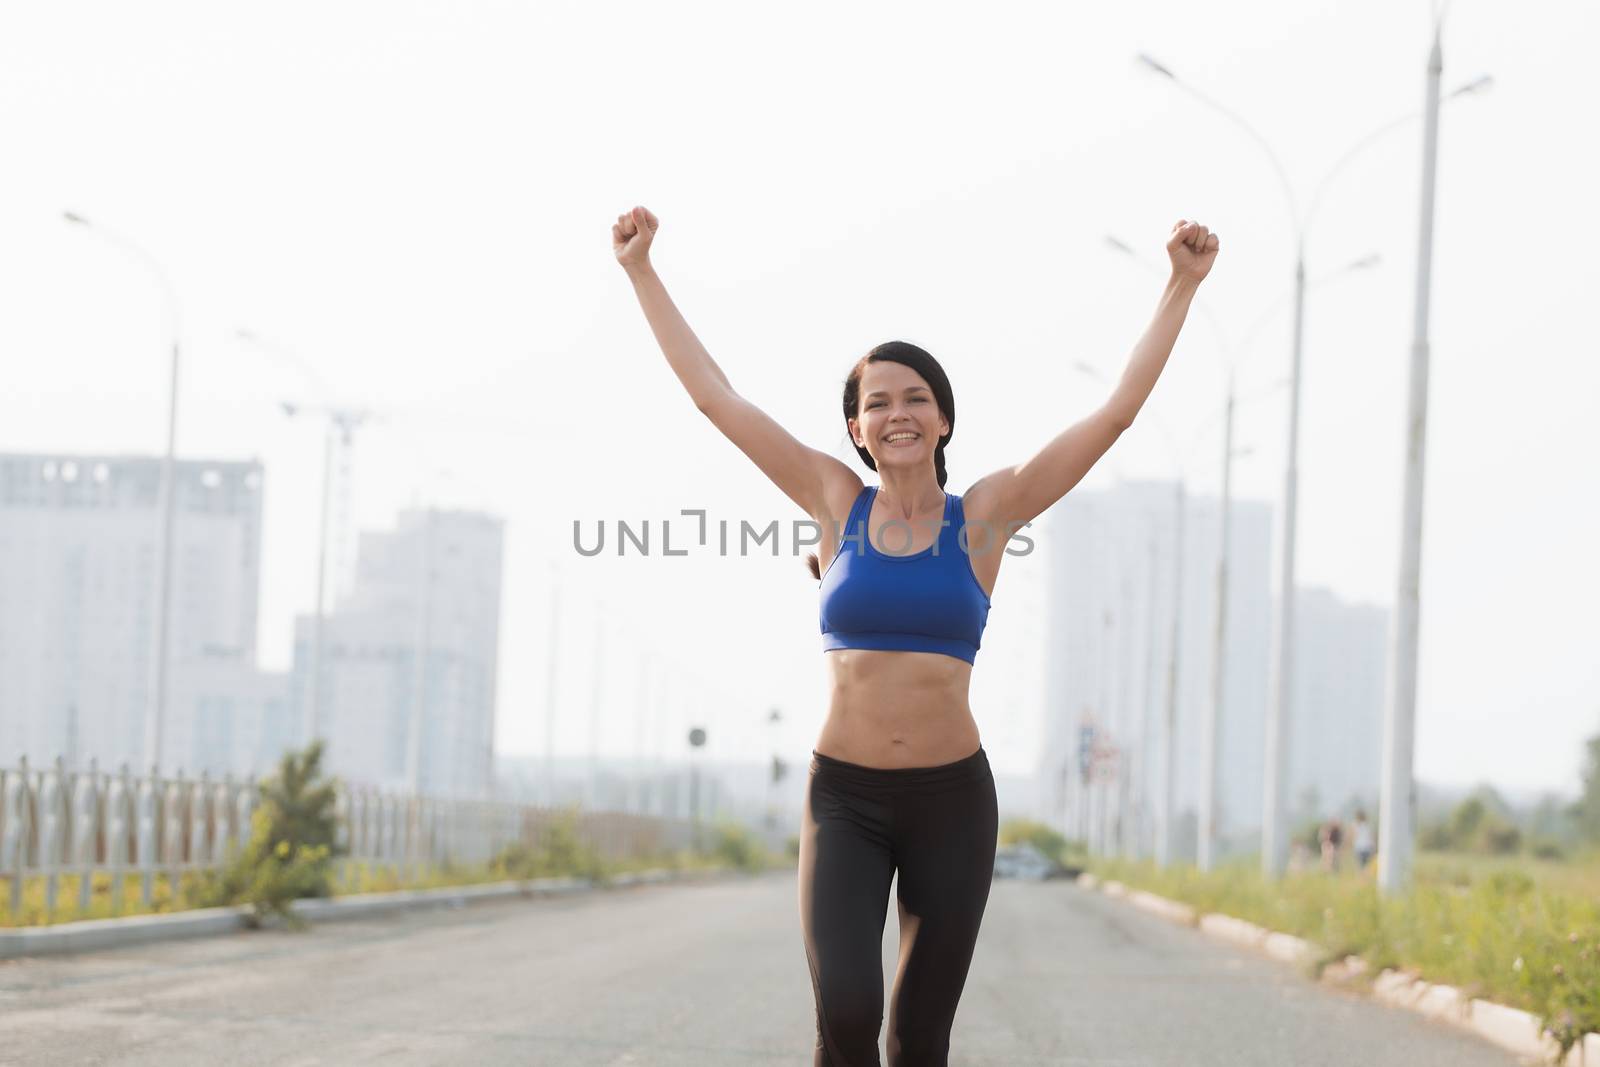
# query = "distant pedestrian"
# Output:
<box><xmin>1352</xmin><ymin>810</ymin><xmax>1375</xmax><ymax>870</ymax></box>
<box><xmin>1319</xmin><ymin>818</ymin><xmax>1344</xmax><ymax>873</ymax></box>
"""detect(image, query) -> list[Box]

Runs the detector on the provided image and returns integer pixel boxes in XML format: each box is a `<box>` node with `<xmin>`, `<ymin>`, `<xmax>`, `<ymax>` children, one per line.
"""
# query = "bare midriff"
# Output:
<box><xmin>815</xmin><ymin>648</ymin><xmax>981</xmax><ymax>769</ymax></box>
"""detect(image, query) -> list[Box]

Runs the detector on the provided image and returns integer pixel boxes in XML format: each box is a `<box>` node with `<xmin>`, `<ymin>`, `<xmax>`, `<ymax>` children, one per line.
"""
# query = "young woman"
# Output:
<box><xmin>612</xmin><ymin>205</ymin><xmax>1219</xmax><ymax>1066</ymax></box>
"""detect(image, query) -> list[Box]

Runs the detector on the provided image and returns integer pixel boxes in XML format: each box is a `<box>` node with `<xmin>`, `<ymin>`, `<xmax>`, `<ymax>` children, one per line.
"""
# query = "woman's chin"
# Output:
<box><xmin>877</xmin><ymin>451</ymin><xmax>925</xmax><ymax>470</ymax></box>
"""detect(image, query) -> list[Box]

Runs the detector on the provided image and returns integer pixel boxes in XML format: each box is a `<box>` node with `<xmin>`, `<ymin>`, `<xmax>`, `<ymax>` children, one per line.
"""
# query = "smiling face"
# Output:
<box><xmin>848</xmin><ymin>360</ymin><xmax>950</xmax><ymax>474</ymax></box>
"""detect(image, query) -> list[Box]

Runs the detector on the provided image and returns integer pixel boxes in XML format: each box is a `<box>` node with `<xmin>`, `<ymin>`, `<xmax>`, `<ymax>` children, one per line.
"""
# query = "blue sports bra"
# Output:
<box><xmin>818</xmin><ymin>485</ymin><xmax>993</xmax><ymax>664</ymax></box>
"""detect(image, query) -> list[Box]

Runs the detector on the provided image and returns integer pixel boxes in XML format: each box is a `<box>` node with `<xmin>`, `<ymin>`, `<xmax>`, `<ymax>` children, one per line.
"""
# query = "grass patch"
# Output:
<box><xmin>1090</xmin><ymin>854</ymin><xmax>1600</xmax><ymax>1057</ymax></box>
<box><xmin>0</xmin><ymin>871</ymin><xmax>201</xmax><ymax>928</ymax></box>
<box><xmin>2</xmin><ymin>819</ymin><xmax>789</xmax><ymax>929</ymax></box>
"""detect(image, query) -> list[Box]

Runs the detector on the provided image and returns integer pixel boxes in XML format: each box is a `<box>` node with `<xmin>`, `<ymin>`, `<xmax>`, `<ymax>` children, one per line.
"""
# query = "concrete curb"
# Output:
<box><xmin>1074</xmin><ymin>872</ymin><xmax>1600</xmax><ymax>1066</ymax></box>
<box><xmin>1126</xmin><ymin>888</ymin><xmax>1195</xmax><ymax>926</ymax></box>
<box><xmin>0</xmin><ymin>906</ymin><xmax>246</xmax><ymax>958</ymax></box>
<box><xmin>1</xmin><ymin>865</ymin><xmax>744</xmax><ymax>960</ymax></box>
<box><xmin>274</xmin><ymin>877</ymin><xmax>591</xmax><ymax>926</ymax></box>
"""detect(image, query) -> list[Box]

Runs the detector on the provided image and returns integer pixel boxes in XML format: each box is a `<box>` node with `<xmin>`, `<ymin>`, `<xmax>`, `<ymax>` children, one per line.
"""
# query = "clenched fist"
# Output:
<box><xmin>613</xmin><ymin>205</ymin><xmax>658</xmax><ymax>271</ymax></box>
<box><xmin>1167</xmin><ymin>220</ymin><xmax>1220</xmax><ymax>283</ymax></box>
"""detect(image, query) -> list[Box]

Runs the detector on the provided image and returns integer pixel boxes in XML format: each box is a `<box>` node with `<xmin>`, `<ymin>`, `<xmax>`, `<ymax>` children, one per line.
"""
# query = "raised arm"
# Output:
<box><xmin>613</xmin><ymin>206</ymin><xmax>859</xmax><ymax>522</ymax></box>
<box><xmin>965</xmin><ymin>219</ymin><xmax>1221</xmax><ymax>534</ymax></box>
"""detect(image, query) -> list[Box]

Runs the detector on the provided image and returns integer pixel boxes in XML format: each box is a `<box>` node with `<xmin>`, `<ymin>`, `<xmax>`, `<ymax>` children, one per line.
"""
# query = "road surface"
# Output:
<box><xmin>0</xmin><ymin>870</ymin><xmax>1520</xmax><ymax>1065</ymax></box>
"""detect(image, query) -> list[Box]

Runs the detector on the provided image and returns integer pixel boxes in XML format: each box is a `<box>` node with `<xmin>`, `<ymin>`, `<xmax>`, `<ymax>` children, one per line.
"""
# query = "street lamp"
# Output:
<box><xmin>766</xmin><ymin>707</ymin><xmax>784</xmax><ymax>836</ymax></box>
<box><xmin>64</xmin><ymin>212</ymin><xmax>180</xmax><ymax>773</ymax></box>
<box><xmin>544</xmin><ymin>562</ymin><xmax>562</xmax><ymax>808</ymax></box>
<box><xmin>1136</xmin><ymin>51</ymin><xmax>1491</xmax><ymax>878</ymax></box>
<box><xmin>1380</xmin><ymin>13</ymin><xmax>1475</xmax><ymax>894</ymax></box>
<box><xmin>633</xmin><ymin>652</ymin><xmax>653</xmax><ymax>815</ymax></box>
<box><xmin>588</xmin><ymin>604</ymin><xmax>606</xmax><ymax>811</ymax></box>
<box><xmin>688</xmin><ymin>725</ymin><xmax>707</xmax><ymax>852</ymax></box>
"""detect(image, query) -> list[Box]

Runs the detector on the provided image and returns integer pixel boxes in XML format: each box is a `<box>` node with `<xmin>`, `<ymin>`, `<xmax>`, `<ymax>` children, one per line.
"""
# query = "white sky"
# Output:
<box><xmin>2</xmin><ymin>0</ymin><xmax>1595</xmax><ymax>795</ymax></box>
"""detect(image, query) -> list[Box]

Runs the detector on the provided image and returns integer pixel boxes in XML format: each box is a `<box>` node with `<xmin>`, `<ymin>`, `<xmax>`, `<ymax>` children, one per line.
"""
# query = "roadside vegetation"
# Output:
<box><xmin>1088</xmin><ymin>728</ymin><xmax>1600</xmax><ymax>1058</ymax></box>
<box><xmin>2</xmin><ymin>743</ymin><xmax>789</xmax><ymax>930</ymax></box>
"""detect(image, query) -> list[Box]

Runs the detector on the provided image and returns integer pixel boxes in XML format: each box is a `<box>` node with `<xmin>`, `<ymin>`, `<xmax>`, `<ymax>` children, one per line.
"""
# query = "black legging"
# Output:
<box><xmin>798</xmin><ymin>746</ymin><xmax>998</xmax><ymax>1066</ymax></box>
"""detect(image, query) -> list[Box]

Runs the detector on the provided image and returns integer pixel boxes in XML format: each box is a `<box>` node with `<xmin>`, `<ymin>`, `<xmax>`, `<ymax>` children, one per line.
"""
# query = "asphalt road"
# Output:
<box><xmin>0</xmin><ymin>871</ymin><xmax>1520</xmax><ymax>1066</ymax></box>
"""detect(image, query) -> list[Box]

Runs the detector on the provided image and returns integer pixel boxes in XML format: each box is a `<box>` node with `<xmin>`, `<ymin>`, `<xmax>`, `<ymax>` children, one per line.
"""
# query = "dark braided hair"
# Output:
<box><xmin>807</xmin><ymin>341</ymin><xmax>956</xmax><ymax>580</ymax></box>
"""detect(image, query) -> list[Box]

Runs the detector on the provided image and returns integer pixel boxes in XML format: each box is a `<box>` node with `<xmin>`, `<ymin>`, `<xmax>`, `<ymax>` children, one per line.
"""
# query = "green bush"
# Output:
<box><xmin>189</xmin><ymin>740</ymin><xmax>341</xmax><ymax>927</ymax></box>
<box><xmin>491</xmin><ymin>808</ymin><xmax>609</xmax><ymax>884</ymax></box>
<box><xmin>1481</xmin><ymin>822</ymin><xmax>1523</xmax><ymax>855</ymax></box>
<box><xmin>708</xmin><ymin>820</ymin><xmax>772</xmax><ymax>873</ymax></box>
<box><xmin>1573</xmin><ymin>732</ymin><xmax>1600</xmax><ymax>845</ymax></box>
<box><xmin>1421</xmin><ymin>792</ymin><xmax>1525</xmax><ymax>856</ymax></box>
<box><xmin>1531</xmin><ymin>837</ymin><xmax>1568</xmax><ymax>862</ymax></box>
<box><xmin>491</xmin><ymin>813</ymin><xmax>778</xmax><ymax>880</ymax></box>
<box><xmin>1418</xmin><ymin>821</ymin><xmax>1454</xmax><ymax>851</ymax></box>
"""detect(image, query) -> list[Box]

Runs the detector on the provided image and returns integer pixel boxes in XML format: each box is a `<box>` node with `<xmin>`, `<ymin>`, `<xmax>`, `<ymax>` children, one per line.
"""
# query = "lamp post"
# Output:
<box><xmin>1136</xmin><ymin>52</ymin><xmax>1491</xmax><ymax>878</ymax></box>
<box><xmin>766</xmin><ymin>707</ymin><xmax>784</xmax><ymax>839</ymax></box>
<box><xmin>653</xmin><ymin>662</ymin><xmax>672</xmax><ymax>817</ymax></box>
<box><xmin>544</xmin><ymin>565</ymin><xmax>561</xmax><ymax>806</ymax></box>
<box><xmin>588</xmin><ymin>604</ymin><xmax>605</xmax><ymax>811</ymax></box>
<box><xmin>1090</xmin><ymin>608</ymin><xmax>1112</xmax><ymax>856</ymax></box>
<box><xmin>407</xmin><ymin>509</ymin><xmax>435</xmax><ymax>793</ymax></box>
<box><xmin>687</xmin><ymin>726</ymin><xmax>707</xmax><ymax>852</ymax></box>
<box><xmin>1136</xmin><ymin>524</ymin><xmax>1161</xmax><ymax>859</ymax></box>
<box><xmin>1107</xmin><ymin>564</ymin><xmax>1136</xmax><ymax>857</ymax></box>
<box><xmin>1381</xmin><ymin>13</ymin><xmax>1469</xmax><ymax>894</ymax></box>
<box><xmin>633</xmin><ymin>652</ymin><xmax>652</xmax><ymax>814</ymax></box>
<box><xmin>63</xmin><ymin>212</ymin><xmax>179</xmax><ymax>773</ymax></box>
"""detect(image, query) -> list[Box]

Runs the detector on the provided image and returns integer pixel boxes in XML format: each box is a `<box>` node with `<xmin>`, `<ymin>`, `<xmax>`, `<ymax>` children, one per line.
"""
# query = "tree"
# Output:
<box><xmin>191</xmin><ymin>740</ymin><xmax>342</xmax><ymax>925</ymax></box>
<box><xmin>256</xmin><ymin>738</ymin><xmax>341</xmax><ymax>861</ymax></box>
<box><xmin>1448</xmin><ymin>795</ymin><xmax>1487</xmax><ymax>844</ymax></box>
<box><xmin>1418</xmin><ymin>788</ymin><xmax>1522</xmax><ymax>855</ymax></box>
<box><xmin>1573</xmin><ymin>730</ymin><xmax>1600</xmax><ymax>843</ymax></box>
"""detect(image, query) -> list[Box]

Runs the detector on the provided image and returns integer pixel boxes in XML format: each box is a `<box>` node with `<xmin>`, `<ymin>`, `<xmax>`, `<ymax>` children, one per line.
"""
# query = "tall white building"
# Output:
<box><xmin>1037</xmin><ymin>480</ymin><xmax>1274</xmax><ymax>859</ymax></box>
<box><xmin>1289</xmin><ymin>587</ymin><xmax>1389</xmax><ymax>822</ymax></box>
<box><xmin>167</xmin><ymin>654</ymin><xmax>292</xmax><ymax>780</ymax></box>
<box><xmin>1037</xmin><ymin>478</ymin><xmax>1393</xmax><ymax>862</ymax></box>
<box><xmin>294</xmin><ymin>508</ymin><xmax>504</xmax><ymax>799</ymax></box>
<box><xmin>0</xmin><ymin>453</ymin><xmax>282</xmax><ymax>774</ymax></box>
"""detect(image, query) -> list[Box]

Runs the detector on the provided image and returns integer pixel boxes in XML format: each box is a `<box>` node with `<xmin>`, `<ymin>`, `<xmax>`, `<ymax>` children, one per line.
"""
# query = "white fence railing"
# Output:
<box><xmin>1</xmin><ymin>756</ymin><xmax>693</xmax><ymax>921</ymax></box>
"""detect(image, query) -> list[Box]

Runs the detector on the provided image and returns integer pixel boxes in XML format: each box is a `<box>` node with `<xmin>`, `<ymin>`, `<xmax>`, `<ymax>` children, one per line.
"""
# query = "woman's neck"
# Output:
<box><xmin>875</xmin><ymin>469</ymin><xmax>944</xmax><ymax>518</ymax></box>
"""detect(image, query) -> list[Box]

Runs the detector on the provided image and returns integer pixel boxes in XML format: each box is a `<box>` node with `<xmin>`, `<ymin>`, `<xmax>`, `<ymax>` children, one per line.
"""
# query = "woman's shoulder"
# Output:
<box><xmin>955</xmin><ymin>478</ymin><xmax>1000</xmax><ymax>526</ymax></box>
<box><xmin>816</xmin><ymin>476</ymin><xmax>870</xmax><ymax>557</ymax></box>
<box><xmin>832</xmin><ymin>479</ymin><xmax>871</xmax><ymax>520</ymax></box>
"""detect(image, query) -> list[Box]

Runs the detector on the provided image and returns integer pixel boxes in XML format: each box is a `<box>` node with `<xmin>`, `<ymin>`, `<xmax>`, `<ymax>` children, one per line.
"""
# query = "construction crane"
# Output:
<box><xmin>234</xmin><ymin>329</ymin><xmax>376</xmax><ymax>745</ymax></box>
<box><xmin>279</xmin><ymin>400</ymin><xmax>373</xmax><ymax>745</ymax></box>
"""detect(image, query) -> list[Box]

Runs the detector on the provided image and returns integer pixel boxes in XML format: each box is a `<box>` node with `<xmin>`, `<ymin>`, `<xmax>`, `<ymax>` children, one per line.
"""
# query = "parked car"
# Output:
<box><xmin>991</xmin><ymin>842</ymin><xmax>1074</xmax><ymax>881</ymax></box>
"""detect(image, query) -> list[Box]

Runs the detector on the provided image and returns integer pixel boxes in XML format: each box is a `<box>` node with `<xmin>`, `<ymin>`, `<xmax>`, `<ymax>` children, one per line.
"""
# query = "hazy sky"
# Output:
<box><xmin>2</xmin><ymin>0</ymin><xmax>1595</xmax><ymax>794</ymax></box>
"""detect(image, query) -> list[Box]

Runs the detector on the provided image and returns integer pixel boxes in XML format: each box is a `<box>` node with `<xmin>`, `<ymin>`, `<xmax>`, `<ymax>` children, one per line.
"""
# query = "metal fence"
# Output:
<box><xmin>1</xmin><ymin>755</ymin><xmax>692</xmax><ymax>921</ymax></box>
